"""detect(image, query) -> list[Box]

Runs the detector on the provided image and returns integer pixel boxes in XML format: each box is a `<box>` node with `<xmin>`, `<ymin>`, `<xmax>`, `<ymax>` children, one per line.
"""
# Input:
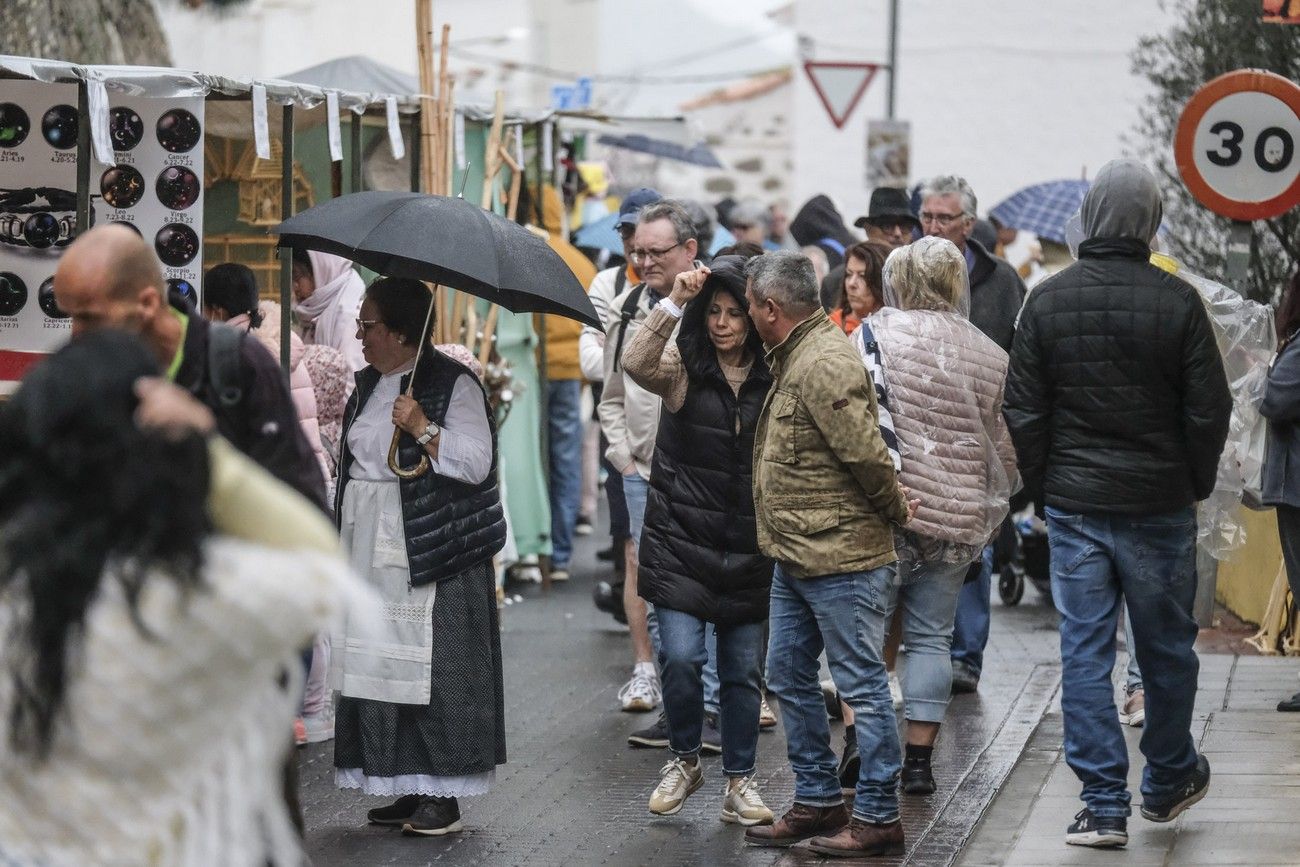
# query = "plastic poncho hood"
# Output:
<box><xmin>1080</xmin><ymin>158</ymin><xmax>1162</xmax><ymax>243</ymax></box>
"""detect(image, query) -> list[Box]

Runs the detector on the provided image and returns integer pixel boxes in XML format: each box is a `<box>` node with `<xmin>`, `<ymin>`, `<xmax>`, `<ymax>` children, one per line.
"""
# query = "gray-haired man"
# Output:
<box><xmin>918</xmin><ymin>175</ymin><xmax>1026</xmax><ymax>694</ymax></box>
<box><xmin>741</xmin><ymin>251</ymin><xmax>917</xmax><ymax>857</ymax></box>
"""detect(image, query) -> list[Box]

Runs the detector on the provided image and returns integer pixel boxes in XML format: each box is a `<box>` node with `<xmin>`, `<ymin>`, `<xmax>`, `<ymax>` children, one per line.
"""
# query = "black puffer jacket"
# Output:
<box><xmin>338</xmin><ymin>350</ymin><xmax>506</xmax><ymax>586</ymax></box>
<box><xmin>638</xmin><ymin>258</ymin><xmax>774</xmax><ymax>625</ymax></box>
<box><xmin>1004</xmin><ymin>159</ymin><xmax>1232</xmax><ymax>514</ymax></box>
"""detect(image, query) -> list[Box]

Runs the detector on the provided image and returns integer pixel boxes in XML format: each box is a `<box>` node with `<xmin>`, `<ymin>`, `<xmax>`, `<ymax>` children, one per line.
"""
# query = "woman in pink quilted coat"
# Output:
<box><xmin>851</xmin><ymin>237</ymin><xmax>1020</xmax><ymax>795</ymax></box>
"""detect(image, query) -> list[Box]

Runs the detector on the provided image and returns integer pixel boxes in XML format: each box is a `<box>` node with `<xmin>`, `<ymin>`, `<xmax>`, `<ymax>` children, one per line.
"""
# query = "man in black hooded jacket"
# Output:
<box><xmin>1004</xmin><ymin>159</ymin><xmax>1230</xmax><ymax>849</ymax></box>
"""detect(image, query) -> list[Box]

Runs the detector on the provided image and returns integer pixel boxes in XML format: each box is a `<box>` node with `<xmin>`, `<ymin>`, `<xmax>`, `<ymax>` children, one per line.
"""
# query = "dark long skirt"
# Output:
<box><xmin>334</xmin><ymin>561</ymin><xmax>505</xmax><ymax>783</ymax></box>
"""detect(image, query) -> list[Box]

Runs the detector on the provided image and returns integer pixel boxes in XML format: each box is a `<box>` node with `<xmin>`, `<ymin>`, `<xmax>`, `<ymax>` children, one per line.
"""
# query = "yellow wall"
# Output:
<box><xmin>1216</xmin><ymin>506</ymin><xmax>1283</xmax><ymax>626</ymax></box>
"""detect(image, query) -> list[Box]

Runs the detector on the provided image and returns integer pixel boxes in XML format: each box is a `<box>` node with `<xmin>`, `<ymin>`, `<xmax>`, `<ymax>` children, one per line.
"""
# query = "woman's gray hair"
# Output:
<box><xmin>919</xmin><ymin>175</ymin><xmax>978</xmax><ymax>217</ymax></box>
<box><xmin>639</xmin><ymin>200</ymin><xmax>699</xmax><ymax>245</ymax></box>
<box><xmin>728</xmin><ymin>198</ymin><xmax>771</xmax><ymax>230</ymax></box>
<box><xmin>745</xmin><ymin>250</ymin><xmax>819</xmax><ymax>315</ymax></box>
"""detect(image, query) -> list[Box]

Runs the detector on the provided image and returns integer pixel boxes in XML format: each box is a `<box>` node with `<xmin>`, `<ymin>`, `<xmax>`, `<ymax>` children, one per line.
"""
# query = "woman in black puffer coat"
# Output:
<box><xmin>622</xmin><ymin>254</ymin><xmax>775</xmax><ymax>824</ymax></box>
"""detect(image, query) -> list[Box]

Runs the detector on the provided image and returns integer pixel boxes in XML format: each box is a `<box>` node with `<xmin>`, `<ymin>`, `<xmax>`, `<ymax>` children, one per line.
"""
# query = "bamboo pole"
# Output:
<box><xmin>480</xmin><ymin>91</ymin><xmax>505</xmax><ymax>209</ymax></box>
<box><xmin>436</xmin><ymin>24</ymin><xmax>451</xmax><ymax>196</ymax></box>
<box><xmin>415</xmin><ymin>0</ymin><xmax>436</xmax><ymax>195</ymax></box>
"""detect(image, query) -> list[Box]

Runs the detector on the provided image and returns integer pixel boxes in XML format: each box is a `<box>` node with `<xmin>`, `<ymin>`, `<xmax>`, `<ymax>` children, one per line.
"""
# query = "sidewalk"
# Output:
<box><xmin>958</xmin><ymin>652</ymin><xmax>1300</xmax><ymax>866</ymax></box>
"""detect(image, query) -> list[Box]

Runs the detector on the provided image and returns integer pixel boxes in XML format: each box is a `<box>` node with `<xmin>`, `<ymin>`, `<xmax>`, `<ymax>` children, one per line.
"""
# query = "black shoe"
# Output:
<box><xmin>1278</xmin><ymin>691</ymin><xmax>1300</xmax><ymax>712</ymax></box>
<box><xmin>574</xmin><ymin>515</ymin><xmax>593</xmax><ymax>536</ymax></box>
<box><xmin>1140</xmin><ymin>754</ymin><xmax>1210</xmax><ymax>822</ymax></box>
<box><xmin>596</xmin><ymin>545</ymin><xmax>617</xmax><ymax>562</ymax></box>
<box><xmin>901</xmin><ymin>755</ymin><xmax>935</xmax><ymax>795</ymax></box>
<box><xmin>822</xmin><ymin>681</ymin><xmax>843</xmax><ymax>720</ymax></box>
<box><xmin>950</xmin><ymin>664</ymin><xmax>979</xmax><ymax>695</ymax></box>
<box><xmin>837</xmin><ymin>734</ymin><xmax>860</xmax><ymax>794</ymax></box>
<box><xmin>367</xmin><ymin>794</ymin><xmax>424</xmax><ymax>826</ymax></box>
<box><xmin>593</xmin><ymin>580</ymin><xmax>627</xmax><ymax>624</ymax></box>
<box><xmin>400</xmin><ymin>796</ymin><xmax>462</xmax><ymax>836</ymax></box>
<box><xmin>701</xmin><ymin>712</ymin><xmax>722</xmax><ymax>755</ymax></box>
<box><xmin>628</xmin><ymin>712</ymin><xmax>670</xmax><ymax>748</ymax></box>
<box><xmin>1065</xmin><ymin>808</ymin><xmax>1128</xmax><ymax>848</ymax></box>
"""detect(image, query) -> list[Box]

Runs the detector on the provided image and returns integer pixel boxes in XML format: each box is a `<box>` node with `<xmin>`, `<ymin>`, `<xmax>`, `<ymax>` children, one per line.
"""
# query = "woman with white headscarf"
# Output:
<box><xmin>851</xmin><ymin>236</ymin><xmax>1019</xmax><ymax>796</ymax></box>
<box><xmin>292</xmin><ymin>250</ymin><xmax>368</xmax><ymax>375</ymax></box>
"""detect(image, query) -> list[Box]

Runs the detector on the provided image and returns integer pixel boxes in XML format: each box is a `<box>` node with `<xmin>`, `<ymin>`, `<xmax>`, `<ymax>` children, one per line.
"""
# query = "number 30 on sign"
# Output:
<box><xmin>1175</xmin><ymin>69</ymin><xmax>1300</xmax><ymax>221</ymax></box>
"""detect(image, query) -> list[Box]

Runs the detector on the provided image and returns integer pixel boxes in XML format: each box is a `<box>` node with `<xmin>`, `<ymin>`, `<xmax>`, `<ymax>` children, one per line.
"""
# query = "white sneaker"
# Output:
<box><xmin>721</xmin><ymin>776</ymin><xmax>774</xmax><ymax>826</ymax></box>
<box><xmin>619</xmin><ymin>667</ymin><xmax>662</xmax><ymax>712</ymax></box>
<box><xmin>889</xmin><ymin>673</ymin><xmax>903</xmax><ymax>710</ymax></box>
<box><xmin>759</xmin><ymin>696</ymin><xmax>777</xmax><ymax>729</ymax></box>
<box><xmin>648</xmin><ymin>757</ymin><xmax>704</xmax><ymax>815</ymax></box>
<box><xmin>301</xmin><ymin>702</ymin><xmax>335</xmax><ymax>743</ymax></box>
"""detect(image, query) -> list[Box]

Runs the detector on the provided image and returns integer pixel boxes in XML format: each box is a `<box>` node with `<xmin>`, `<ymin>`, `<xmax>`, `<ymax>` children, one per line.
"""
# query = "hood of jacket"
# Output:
<box><xmin>789</xmin><ymin>194</ymin><xmax>854</xmax><ymax>248</ymax></box>
<box><xmin>677</xmin><ymin>255</ymin><xmax>769</xmax><ymax>382</ymax></box>
<box><xmin>1081</xmin><ymin>158</ymin><xmax>1162</xmax><ymax>244</ymax></box>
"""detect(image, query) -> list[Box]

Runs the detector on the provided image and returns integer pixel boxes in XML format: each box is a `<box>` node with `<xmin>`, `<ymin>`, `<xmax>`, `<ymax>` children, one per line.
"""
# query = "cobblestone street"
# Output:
<box><xmin>301</xmin><ymin>522</ymin><xmax>1067</xmax><ymax>866</ymax></box>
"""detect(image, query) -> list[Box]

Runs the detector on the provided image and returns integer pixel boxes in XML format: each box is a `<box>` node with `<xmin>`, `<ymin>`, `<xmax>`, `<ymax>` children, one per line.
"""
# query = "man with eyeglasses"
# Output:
<box><xmin>918</xmin><ymin>175</ymin><xmax>1027</xmax><ymax>697</ymax></box>
<box><xmin>597</xmin><ymin>200</ymin><xmax>699</xmax><ymax>724</ymax></box>
<box><xmin>581</xmin><ymin>188</ymin><xmax>662</xmax><ymax>624</ymax></box>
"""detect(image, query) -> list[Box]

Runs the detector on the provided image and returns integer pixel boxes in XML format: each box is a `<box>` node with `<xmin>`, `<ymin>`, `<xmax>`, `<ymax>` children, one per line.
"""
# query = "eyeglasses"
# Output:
<box><xmin>355</xmin><ymin>318</ymin><xmax>381</xmax><ymax>331</ymax></box>
<box><xmin>629</xmin><ymin>242</ymin><xmax>681</xmax><ymax>266</ymax></box>
<box><xmin>918</xmin><ymin>211</ymin><xmax>968</xmax><ymax>228</ymax></box>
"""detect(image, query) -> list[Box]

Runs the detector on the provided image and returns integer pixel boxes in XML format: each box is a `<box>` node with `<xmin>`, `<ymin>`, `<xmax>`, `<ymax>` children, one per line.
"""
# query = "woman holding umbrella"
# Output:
<box><xmin>621</xmin><ymin>255</ymin><xmax>775</xmax><ymax>825</ymax></box>
<box><xmin>332</xmin><ymin>277</ymin><xmax>507</xmax><ymax>837</ymax></box>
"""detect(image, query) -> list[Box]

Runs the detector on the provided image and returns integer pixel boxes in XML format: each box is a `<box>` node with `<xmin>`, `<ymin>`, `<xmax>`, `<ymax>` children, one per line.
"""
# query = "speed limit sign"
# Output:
<box><xmin>1174</xmin><ymin>69</ymin><xmax>1300</xmax><ymax>221</ymax></box>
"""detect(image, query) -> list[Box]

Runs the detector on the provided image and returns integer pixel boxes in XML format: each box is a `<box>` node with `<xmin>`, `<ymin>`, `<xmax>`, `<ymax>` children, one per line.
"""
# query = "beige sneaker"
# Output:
<box><xmin>1121</xmin><ymin>689</ymin><xmax>1145</xmax><ymax>727</ymax></box>
<box><xmin>759</xmin><ymin>696</ymin><xmax>777</xmax><ymax>729</ymax></box>
<box><xmin>649</xmin><ymin>757</ymin><xmax>704</xmax><ymax>815</ymax></box>
<box><xmin>889</xmin><ymin>673</ymin><xmax>904</xmax><ymax>710</ymax></box>
<box><xmin>721</xmin><ymin>776</ymin><xmax>774</xmax><ymax>826</ymax></box>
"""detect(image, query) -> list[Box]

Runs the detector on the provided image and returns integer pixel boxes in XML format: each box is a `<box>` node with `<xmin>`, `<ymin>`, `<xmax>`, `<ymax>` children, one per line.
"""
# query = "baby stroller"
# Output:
<box><xmin>996</xmin><ymin>505</ymin><xmax>1052</xmax><ymax>606</ymax></box>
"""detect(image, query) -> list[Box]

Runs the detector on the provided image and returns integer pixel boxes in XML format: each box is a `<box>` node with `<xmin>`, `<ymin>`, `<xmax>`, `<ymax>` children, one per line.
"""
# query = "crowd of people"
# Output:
<box><xmin>2</xmin><ymin>153</ymin><xmax>1299</xmax><ymax>863</ymax></box>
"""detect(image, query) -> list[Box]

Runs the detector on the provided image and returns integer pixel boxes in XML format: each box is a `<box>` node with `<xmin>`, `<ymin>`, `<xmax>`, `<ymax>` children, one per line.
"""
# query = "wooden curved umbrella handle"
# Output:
<box><xmin>387</xmin><ymin>426</ymin><xmax>430</xmax><ymax>479</ymax></box>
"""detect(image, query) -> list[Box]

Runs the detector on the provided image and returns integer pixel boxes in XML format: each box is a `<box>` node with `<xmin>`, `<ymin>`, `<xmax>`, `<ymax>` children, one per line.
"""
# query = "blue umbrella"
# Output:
<box><xmin>573</xmin><ymin>214</ymin><xmax>736</xmax><ymax>258</ymax></box>
<box><xmin>989</xmin><ymin>179</ymin><xmax>1090</xmax><ymax>245</ymax></box>
<box><xmin>597</xmin><ymin>133</ymin><xmax>724</xmax><ymax>169</ymax></box>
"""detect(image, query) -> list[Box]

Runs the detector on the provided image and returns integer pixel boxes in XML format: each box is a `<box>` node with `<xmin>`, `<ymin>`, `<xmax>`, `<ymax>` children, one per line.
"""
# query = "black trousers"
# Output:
<box><xmin>592</xmin><ymin>382</ymin><xmax>629</xmax><ymax>542</ymax></box>
<box><xmin>1276</xmin><ymin>505</ymin><xmax>1300</xmax><ymax>602</ymax></box>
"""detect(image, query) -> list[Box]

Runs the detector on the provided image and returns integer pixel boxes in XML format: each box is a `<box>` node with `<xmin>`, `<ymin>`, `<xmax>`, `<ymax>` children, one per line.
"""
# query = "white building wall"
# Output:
<box><xmin>792</xmin><ymin>0</ymin><xmax>1175</xmax><ymax>224</ymax></box>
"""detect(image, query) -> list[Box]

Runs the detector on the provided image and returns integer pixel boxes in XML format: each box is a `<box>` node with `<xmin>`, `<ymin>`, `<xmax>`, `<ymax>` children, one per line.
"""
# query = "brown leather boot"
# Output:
<box><xmin>808</xmin><ymin>817</ymin><xmax>905</xmax><ymax>857</ymax></box>
<box><xmin>743</xmin><ymin>802</ymin><xmax>848</xmax><ymax>847</ymax></box>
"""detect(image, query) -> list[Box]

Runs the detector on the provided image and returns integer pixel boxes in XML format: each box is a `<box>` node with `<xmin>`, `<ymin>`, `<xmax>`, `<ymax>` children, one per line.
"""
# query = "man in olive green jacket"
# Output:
<box><xmin>741</xmin><ymin>251</ymin><xmax>915</xmax><ymax>858</ymax></box>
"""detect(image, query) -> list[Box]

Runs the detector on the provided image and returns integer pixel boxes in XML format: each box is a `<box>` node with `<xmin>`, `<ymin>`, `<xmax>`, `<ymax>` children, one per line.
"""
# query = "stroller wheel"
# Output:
<box><xmin>998</xmin><ymin>565</ymin><xmax>1024</xmax><ymax>606</ymax></box>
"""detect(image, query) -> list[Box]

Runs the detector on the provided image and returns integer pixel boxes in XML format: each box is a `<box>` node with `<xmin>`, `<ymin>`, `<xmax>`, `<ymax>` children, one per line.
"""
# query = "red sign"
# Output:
<box><xmin>1174</xmin><ymin>69</ymin><xmax>1300</xmax><ymax>221</ymax></box>
<box><xmin>803</xmin><ymin>62</ymin><xmax>879</xmax><ymax>130</ymax></box>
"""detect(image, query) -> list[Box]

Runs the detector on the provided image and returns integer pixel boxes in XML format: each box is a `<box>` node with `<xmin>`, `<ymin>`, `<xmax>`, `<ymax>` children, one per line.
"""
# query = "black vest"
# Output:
<box><xmin>338</xmin><ymin>351</ymin><xmax>506</xmax><ymax>586</ymax></box>
<box><xmin>638</xmin><ymin>343</ymin><xmax>773</xmax><ymax>626</ymax></box>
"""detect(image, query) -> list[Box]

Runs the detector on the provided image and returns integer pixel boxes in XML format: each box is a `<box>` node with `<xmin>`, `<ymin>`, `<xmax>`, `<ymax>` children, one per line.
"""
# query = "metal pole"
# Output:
<box><xmin>350</xmin><ymin>112</ymin><xmax>364</xmax><ymax>193</ymax></box>
<box><xmin>280</xmin><ymin>104</ymin><xmax>294</xmax><ymax>375</ymax></box>
<box><xmin>886</xmin><ymin>0</ymin><xmax>899</xmax><ymax>120</ymax></box>
<box><xmin>409</xmin><ymin>110</ymin><xmax>422</xmax><ymax>193</ymax></box>
<box><xmin>74</xmin><ymin>82</ymin><xmax>91</xmax><ymax>237</ymax></box>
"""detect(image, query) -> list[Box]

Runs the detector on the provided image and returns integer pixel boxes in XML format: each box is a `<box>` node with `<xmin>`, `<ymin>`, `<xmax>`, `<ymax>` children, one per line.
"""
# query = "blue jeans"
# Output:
<box><xmin>1047</xmin><ymin>506</ymin><xmax>1201</xmax><ymax>818</ymax></box>
<box><xmin>1123</xmin><ymin>606</ymin><xmax>1143</xmax><ymax>693</ymax></box>
<box><xmin>546</xmin><ymin>380</ymin><xmax>583</xmax><ymax>569</ymax></box>
<box><xmin>623</xmin><ymin>472</ymin><xmax>659</xmax><ymax>653</ymax></box>
<box><xmin>657</xmin><ymin>606</ymin><xmax>764</xmax><ymax>776</ymax></box>
<box><xmin>890</xmin><ymin>558</ymin><xmax>970</xmax><ymax>723</ymax></box>
<box><xmin>766</xmin><ymin>564</ymin><xmax>900</xmax><ymax>824</ymax></box>
<box><xmin>703</xmin><ymin>626</ymin><xmax>720</xmax><ymax>714</ymax></box>
<box><xmin>951</xmin><ymin>545</ymin><xmax>993</xmax><ymax>677</ymax></box>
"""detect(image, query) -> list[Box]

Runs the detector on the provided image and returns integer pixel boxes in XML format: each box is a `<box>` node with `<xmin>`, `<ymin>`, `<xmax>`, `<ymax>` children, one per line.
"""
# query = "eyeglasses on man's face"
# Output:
<box><xmin>629</xmin><ymin>242</ymin><xmax>682</xmax><ymax>266</ymax></box>
<box><xmin>918</xmin><ymin>211</ymin><xmax>968</xmax><ymax>229</ymax></box>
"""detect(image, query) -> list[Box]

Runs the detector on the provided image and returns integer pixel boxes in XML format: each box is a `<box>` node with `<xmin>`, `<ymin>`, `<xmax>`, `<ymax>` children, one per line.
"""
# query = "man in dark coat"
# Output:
<box><xmin>1003</xmin><ymin>159</ymin><xmax>1230</xmax><ymax>848</ymax></box>
<box><xmin>789</xmin><ymin>194</ymin><xmax>856</xmax><ymax>271</ymax></box>
<box><xmin>916</xmin><ymin>175</ymin><xmax>1027</xmax><ymax>696</ymax></box>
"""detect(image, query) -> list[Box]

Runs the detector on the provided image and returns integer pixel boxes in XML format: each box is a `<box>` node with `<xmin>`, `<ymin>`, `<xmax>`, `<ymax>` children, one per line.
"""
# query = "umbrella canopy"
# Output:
<box><xmin>573</xmin><ymin>212</ymin><xmax>735</xmax><ymax>257</ymax></box>
<box><xmin>988</xmin><ymin>179</ymin><xmax>1090</xmax><ymax>245</ymax></box>
<box><xmin>597</xmin><ymin>133</ymin><xmax>724</xmax><ymax>169</ymax></box>
<box><xmin>273</xmin><ymin>191</ymin><xmax>600</xmax><ymax>328</ymax></box>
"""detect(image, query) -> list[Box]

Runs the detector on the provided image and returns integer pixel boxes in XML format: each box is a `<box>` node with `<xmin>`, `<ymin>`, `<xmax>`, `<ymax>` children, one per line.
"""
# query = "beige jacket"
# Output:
<box><xmin>866</xmin><ymin>308</ymin><xmax>1019</xmax><ymax>547</ymax></box>
<box><xmin>754</xmin><ymin>311</ymin><xmax>908</xmax><ymax>578</ymax></box>
<box><xmin>598</xmin><ymin>285</ymin><xmax>671</xmax><ymax>480</ymax></box>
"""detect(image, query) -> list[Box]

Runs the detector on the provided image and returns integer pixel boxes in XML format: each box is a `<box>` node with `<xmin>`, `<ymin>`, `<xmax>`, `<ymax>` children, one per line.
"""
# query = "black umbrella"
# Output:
<box><xmin>272</xmin><ymin>190</ymin><xmax>600</xmax><ymax>328</ymax></box>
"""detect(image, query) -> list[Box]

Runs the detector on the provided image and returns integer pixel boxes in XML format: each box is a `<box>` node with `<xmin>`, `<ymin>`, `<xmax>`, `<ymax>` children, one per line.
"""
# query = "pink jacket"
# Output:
<box><xmin>869</xmin><ymin>308</ymin><xmax>1019</xmax><ymax>547</ymax></box>
<box><xmin>228</xmin><ymin>302</ymin><xmax>330</xmax><ymax>481</ymax></box>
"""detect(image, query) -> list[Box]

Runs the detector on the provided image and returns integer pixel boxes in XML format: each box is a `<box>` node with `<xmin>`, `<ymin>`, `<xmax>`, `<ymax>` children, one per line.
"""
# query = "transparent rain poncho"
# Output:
<box><xmin>1064</xmin><ymin>215</ymin><xmax>1276</xmax><ymax>557</ymax></box>
<box><xmin>860</xmin><ymin>238</ymin><xmax>1018</xmax><ymax>571</ymax></box>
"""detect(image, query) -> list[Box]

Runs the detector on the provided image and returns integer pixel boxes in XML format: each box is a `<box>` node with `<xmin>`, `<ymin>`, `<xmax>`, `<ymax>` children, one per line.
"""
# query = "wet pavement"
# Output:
<box><xmin>300</xmin><ymin>516</ymin><xmax>1067</xmax><ymax>866</ymax></box>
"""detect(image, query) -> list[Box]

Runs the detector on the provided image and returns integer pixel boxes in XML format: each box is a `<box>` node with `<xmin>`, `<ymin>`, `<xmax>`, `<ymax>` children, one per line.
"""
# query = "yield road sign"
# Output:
<box><xmin>804</xmin><ymin>61</ymin><xmax>879</xmax><ymax>130</ymax></box>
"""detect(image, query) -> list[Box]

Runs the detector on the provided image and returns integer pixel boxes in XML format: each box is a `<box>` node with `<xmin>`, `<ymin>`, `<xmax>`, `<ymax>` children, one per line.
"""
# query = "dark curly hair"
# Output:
<box><xmin>0</xmin><ymin>330</ymin><xmax>211</xmax><ymax>759</ymax></box>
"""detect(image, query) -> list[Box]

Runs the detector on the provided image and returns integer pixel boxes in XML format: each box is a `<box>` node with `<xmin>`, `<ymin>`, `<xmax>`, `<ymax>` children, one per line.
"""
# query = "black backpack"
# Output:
<box><xmin>206</xmin><ymin>322</ymin><xmax>247</xmax><ymax>435</ymax></box>
<box><xmin>610</xmin><ymin>281</ymin><xmax>645</xmax><ymax>373</ymax></box>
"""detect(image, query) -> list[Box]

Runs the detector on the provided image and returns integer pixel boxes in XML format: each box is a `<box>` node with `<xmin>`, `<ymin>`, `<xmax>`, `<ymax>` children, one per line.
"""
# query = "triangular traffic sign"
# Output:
<box><xmin>803</xmin><ymin>61</ymin><xmax>879</xmax><ymax>130</ymax></box>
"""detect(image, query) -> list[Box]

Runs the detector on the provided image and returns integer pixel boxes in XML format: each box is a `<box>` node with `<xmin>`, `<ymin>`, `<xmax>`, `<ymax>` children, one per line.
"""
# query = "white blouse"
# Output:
<box><xmin>347</xmin><ymin>360</ymin><xmax>493</xmax><ymax>485</ymax></box>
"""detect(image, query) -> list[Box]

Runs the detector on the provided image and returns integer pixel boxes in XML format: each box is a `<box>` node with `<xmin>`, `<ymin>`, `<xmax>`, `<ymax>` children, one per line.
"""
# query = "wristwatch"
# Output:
<box><xmin>416</xmin><ymin>421</ymin><xmax>442</xmax><ymax>446</ymax></box>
